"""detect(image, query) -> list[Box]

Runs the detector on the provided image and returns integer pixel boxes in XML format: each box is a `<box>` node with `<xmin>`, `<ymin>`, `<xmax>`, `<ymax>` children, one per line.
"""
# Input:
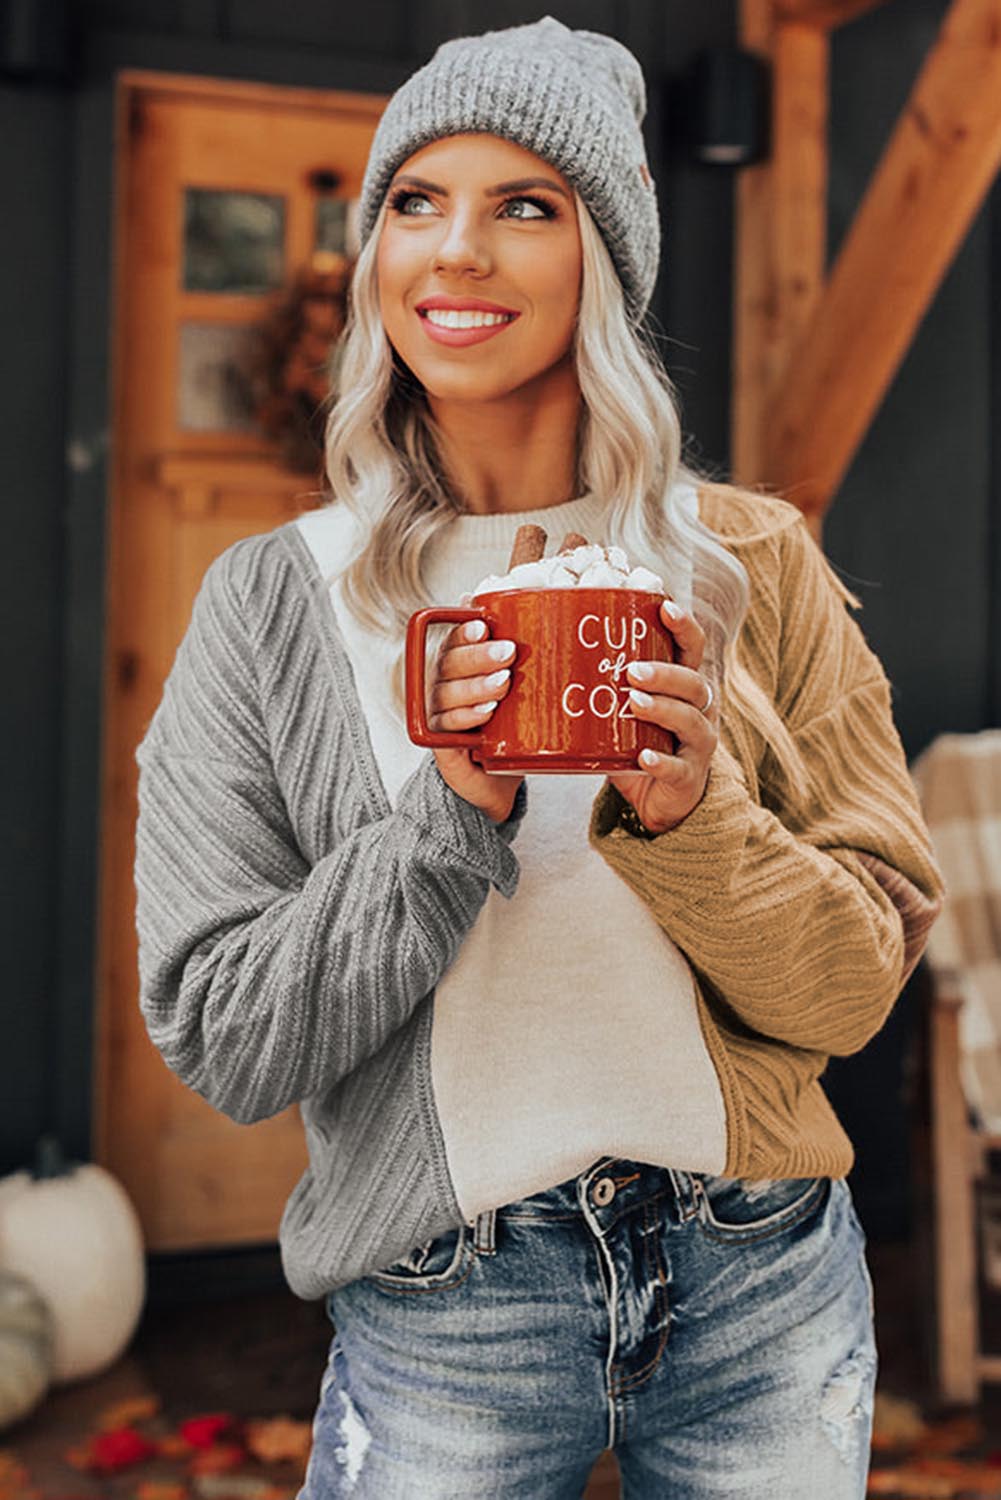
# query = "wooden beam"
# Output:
<box><xmin>760</xmin><ymin>0</ymin><xmax>1001</xmax><ymax>516</ymax></box>
<box><xmin>929</xmin><ymin>975</ymin><xmax>980</xmax><ymax>1405</ymax></box>
<box><xmin>774</xmin><ymin>0</ymin><xmax>892</xmax><ymax>29</ymax></box>
<box><xmin>733</xmin><ymin>2</ymin><xmax>828</xmax><ymax>481</ymax></box>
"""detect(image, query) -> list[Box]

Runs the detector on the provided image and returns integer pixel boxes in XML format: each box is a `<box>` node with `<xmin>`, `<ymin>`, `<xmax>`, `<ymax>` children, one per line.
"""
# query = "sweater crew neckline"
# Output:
<box><xmin>439</xmin><ymin>493</ymin><xmax>610</xmax><ymax>551</ymax></box>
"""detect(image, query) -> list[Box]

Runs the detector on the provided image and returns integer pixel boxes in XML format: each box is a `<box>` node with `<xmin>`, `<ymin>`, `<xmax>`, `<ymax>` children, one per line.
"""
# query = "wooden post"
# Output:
<box><xmin>733</xmin><ymin>0</ymin><xmax>829</xmax><ymax>488</ymax></box>
<box><xmin>765</xmin><ymin>0</ymin><xmax>1001</xmax><ymax>515</ymax></box>
<box><xmin>930</xmin><ymin>973</ymin><xmax>979</xmax><ymax>1405</ymax></box>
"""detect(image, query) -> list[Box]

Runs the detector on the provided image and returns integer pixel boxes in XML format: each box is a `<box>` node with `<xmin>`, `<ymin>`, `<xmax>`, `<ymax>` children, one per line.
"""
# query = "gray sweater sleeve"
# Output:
<box><xmin>134</xmin><ymin>540</ymin><xmax>526</xmax><ymax>1126</ymax></box>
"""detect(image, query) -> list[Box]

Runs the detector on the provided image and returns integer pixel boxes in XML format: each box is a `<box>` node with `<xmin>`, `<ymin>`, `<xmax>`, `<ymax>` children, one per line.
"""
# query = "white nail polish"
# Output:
<box><xmin>465</xmin><ymin>621</ymin><xmax>487</xmax><ymax>642</ymax></box>
<box><xmin>477</xmin><ymin>700</ymin><xmax>498</xmax><ymax>713</ymax></box>
<box><xmin>628</xmin><ymin>660</ymin><xmax>653</xmax><ymax>681</ymax></box>
<box><xmin>489</xmin><ymin>640</ymin><xmax>514</xmax><ymax>661</ymax></box>
<box><xmin>640</xmin><ymin>748</ymin><xmax>660</xmax><ymax>767</ymax></box>
<box><xmin>662</xmin><ymin>600</ymin><xmax>683</xmax><ymax>620</ymax></box>
<box><xmin>630</xmin><ymin>688</ymin><xmax>653</xmax><ymax>708</ymax></box>
<box><xmin>484</xmin><ymin>669</ymin><xmax>510</xmax><ymax>689</ymax></box>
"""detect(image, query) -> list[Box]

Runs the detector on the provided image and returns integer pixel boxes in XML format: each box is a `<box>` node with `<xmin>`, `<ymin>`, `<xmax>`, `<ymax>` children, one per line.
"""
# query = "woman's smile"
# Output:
<box><xmin>418</xmin><ymin>303</ymin><xmax>521</xmax><ymax>347</ymax></box>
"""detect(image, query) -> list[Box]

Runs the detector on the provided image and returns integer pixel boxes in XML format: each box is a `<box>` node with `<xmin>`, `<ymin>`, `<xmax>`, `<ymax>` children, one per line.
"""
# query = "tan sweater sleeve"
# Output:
<box><xmin>589</xmin><ymin>513</ymin><xmax>945</xmax><ymax>1057</ymax></box>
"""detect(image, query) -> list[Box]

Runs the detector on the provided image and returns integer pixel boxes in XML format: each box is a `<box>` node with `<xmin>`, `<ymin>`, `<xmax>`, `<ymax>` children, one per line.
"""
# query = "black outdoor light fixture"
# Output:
<box><xmin>680</xmin><ymin>45</ymin><xmax>771</xmax><ymax>168</ymax></box>
<box><xmin>0</xmin><ymin>0</ymin><xmax>72</xmax><ymax>82</ymax></box>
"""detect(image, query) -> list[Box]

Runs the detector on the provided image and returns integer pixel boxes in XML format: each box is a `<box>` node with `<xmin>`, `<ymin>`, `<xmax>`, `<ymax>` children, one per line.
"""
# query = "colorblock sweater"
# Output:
<box><xmin>133</xmin><ymin>480</ymin><xmax>945</xmax><ymax>1298</ymax></box>
<box><xmin>295</xmin><ymin>483</ymin><xmax>729</xmax><ymax>1224</ymax></box>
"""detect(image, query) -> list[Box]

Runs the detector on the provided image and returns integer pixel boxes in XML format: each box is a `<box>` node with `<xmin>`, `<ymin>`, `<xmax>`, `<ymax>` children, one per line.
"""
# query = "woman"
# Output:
<box><xmin>134</xmin><ymin>17</ymin><xmax>945</xmax><ymax>1499</ymax></box>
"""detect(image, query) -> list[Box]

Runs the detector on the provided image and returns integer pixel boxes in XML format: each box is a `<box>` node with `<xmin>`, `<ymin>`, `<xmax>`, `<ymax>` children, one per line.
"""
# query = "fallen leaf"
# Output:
<box><xmin>135</xmin><ymin>1483</ymin><xmax>189</xmax><ymax>1500</ymax></box>
<box><xmin>244</xmin><ymin>1416</ymin><xmax>311</xmax><ymax>1465</ymax></box>
<box><xmin>866</xmin><ymin>1470</ymin><xmax>957</xmax><ymax>1497</ymax></box>
<box><xmin>187</xmin><ymin>1443</ymin><xmax>247</xmax><ymax>1476</ymax></box>
<box><xmin>63</xmin><ymin>1445</ymin><xmax>93</xmax><ymax>1472</ymax></box>
<box><xmin>0</xmin><ymin>1451</ymin><xmax>38</xmax><ymax>1500</ymax></box>
<box><xmin>193</xmin><ymin>1476</ymin><xmax>282</xmax><ymax>1499</ymax></box>
<box><xmin>179</xmin><ymin>1415</ymin><xmax>237</xmax><ymax>1450</ymax></box>
<box><xmin>910</xmin><ymin>1455</ymin><xmax>1001</xmax><ymax>1494</ymax></box>
<box><xmin>912</xmin><ymin>1414</ymin><xmax>985</xmax><ymax>1456</ymax></box>
<box><xmin>66</xmin><ymin>1426</ymin><xmax>157</xmax><ymax>1474</ymax></box>
<box><xmin>97</xmin><ymin>1394</ymin><xmax>161</xmax><ymax>1430</ymax></box>
<box><xmin>157</xmin><ymin>1434</ymin><xmax>193</xmax><ymax>1459</ymax></box>
<box><xmin>871</xmin><ymin>1389</ymin><xmax>929</xmax><ymax>1449</ymax></box>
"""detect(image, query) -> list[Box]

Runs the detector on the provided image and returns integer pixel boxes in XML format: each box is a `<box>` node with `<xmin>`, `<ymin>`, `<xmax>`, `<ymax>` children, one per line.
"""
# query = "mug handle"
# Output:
<box><xmin>406</xmin><ymin>605</ymin><xmax>490</xmax><ymax>748</ymax></box>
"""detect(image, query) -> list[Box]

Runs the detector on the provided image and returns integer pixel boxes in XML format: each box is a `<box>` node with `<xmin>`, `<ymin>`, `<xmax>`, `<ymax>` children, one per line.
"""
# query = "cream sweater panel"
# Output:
<box><xmin>296</xmin><ymin>489</ymin><xmax>727</xmax><ymax>1224</ymax></box>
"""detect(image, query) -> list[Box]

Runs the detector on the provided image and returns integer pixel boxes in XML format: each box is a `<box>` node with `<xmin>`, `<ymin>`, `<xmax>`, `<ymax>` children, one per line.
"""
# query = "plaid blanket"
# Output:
<box><xmin>911</xmin><ymin>730</ymin><xmax>1001</xmax><ymax>1132</ymax></box>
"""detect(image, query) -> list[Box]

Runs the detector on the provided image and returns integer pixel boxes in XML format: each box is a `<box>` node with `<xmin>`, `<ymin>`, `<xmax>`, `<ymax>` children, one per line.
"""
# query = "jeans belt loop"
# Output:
<box><xmin>669</xmin><ymin>1167</ymin><xmax>702</xmax><ymax>1222</ymax></box>
<box><xmin>473</xmin><ymin>1208</ymin><xmax>497</xmax><ymax>1255</ymax></box>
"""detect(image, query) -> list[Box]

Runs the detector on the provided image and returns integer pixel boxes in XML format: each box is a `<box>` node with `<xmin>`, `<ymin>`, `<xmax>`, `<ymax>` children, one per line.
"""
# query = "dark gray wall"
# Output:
<box><xmin>1</xmin><ymin>0</ymin><xmax>995</xmax><ymax>1246</ymax></box>
<box><xmin>0</xmin><ymin>82</ymin><xmax>71</xmax><ymax>1163</ymax></box>
<box><xmin>824</xmin><ymin>0</ymin><xmax>995</xmax><ymax>752</ymax></box>
<box><xmin>819</xmin><ymin>0</ymin><xmax>997</xmax><ymax>1237</ymax></box>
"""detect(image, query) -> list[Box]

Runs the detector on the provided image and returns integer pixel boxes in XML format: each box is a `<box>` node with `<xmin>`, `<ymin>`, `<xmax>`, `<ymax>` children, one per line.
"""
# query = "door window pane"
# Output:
<box><xmin>177</xmin><ymin>322</ymin><xmax>257</xmax><ymax>432</ymax></box>
<box><xmin>315</xmin><ymin>196</ymin><xmax>360</xmax><ymax>258</ymax></box>
<box><xmin>183</xmin><ymin>189</ymin><xmax>285</xmax><ymax>294</ymax></box>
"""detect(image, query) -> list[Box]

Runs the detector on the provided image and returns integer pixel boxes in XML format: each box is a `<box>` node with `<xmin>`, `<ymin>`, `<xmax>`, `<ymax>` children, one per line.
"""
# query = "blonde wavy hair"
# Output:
<box><xmin>323</xmin><ymin>187</ymin><xmax>815</xmax><ymax>808</ymax></box>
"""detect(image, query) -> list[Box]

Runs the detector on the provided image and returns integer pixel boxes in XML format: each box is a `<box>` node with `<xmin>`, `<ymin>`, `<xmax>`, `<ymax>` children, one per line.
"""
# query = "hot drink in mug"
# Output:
<box><xmin>406</xmin><ymin>536</ymin><xmax>677</xmax><ymax>773</ymax></box>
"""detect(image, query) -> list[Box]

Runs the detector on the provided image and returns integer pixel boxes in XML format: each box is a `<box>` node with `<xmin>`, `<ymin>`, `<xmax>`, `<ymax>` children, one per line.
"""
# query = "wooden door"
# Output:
<box><xmin>98</xmin><ymin>73</ymin><xmax>384</xmax><ymax>1250</ymax></box>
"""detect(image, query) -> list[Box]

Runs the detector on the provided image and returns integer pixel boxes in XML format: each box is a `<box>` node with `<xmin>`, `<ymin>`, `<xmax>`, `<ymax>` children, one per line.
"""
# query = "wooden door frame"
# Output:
<box><xmin>734</xmin><ymin>0</ymin><xmax>1001</xmax><ymax>532</ymax></box>
<box><xmin>91</xmin><ymin>68</ymin><xmax>387</xmax><ymax>1200</ymax></box>
<box><xmin>54</xmin><ymin>34</ymin><xmax>405</xmax><ymax>1169</ymax></box>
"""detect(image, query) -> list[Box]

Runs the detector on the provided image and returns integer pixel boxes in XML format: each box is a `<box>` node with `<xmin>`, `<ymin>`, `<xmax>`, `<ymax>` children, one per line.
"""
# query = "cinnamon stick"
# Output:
<box><xmin>507</xmin><ymin>524</ymin><xmax>547</xmax><ymax>570</ymax></box>
<box><xmin>557</xmin><ymin>531</ymin><xmax>589</xmax><ymax>554</ymax></box>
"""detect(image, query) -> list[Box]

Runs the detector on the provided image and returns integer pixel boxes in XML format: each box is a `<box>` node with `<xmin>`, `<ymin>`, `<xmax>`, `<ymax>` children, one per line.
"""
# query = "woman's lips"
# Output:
<box><xmin>417</xmin><ymin>310</ymin><xmax>520</xmax><ymax>348</ymax></box>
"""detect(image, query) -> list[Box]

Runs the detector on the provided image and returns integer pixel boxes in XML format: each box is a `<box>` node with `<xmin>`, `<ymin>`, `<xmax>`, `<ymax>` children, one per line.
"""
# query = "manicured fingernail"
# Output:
<box><xmin>639</xmin><ymin>748</ymin><xmax>661</xmax><ymax>767</ymax></box>
<box><xmin>488</xmin><ymin>639</ymin><xmax>515</xmax><ymax>661</ymax></box>
<box><xmin>484</xmin><ymin>669</ymin><xmax>510</xmax><ymax>689</ymax></box>
<box><xmin>630</xmin><ymin>688</ymin><xmax>653</xmax><ymax>708</ymax></box>
<box><xmin>477</xmin><ymin>700</ymin><xmax>498</xmax><ymax>713</ymax></box>
<box><xmin>628</xmin><ymin>660</ymin><xmax>653</xmax><ymax>682</ymax></box>
<box><xmin>662</xmin><ymin>599</ymin><xmax>683</xmax><ymax>620</ymax></box>
<box><xmin>464</xmin><ymin>620</ymin><xmax>487</xmax><ymax>642</ymax></box>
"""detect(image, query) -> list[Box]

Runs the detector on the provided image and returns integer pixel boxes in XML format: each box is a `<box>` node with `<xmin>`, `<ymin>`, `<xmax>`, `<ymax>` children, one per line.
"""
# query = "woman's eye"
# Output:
<box><xmin>389</xmin><ymin>190</ymin><xmax>434</xmax><ymax>216</ymax></box>
<box><xmin>502</xmin><ymin>196</ymin><xmax>553</xmax><ymax>220</ymax></box>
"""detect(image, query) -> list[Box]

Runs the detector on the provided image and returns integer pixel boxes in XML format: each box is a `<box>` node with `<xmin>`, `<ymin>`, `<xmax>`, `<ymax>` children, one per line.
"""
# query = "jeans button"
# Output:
<box><xmin>592</xmin><ymin>1176</ymin><xmax>616</xmax><ymax>1207</ymax></box>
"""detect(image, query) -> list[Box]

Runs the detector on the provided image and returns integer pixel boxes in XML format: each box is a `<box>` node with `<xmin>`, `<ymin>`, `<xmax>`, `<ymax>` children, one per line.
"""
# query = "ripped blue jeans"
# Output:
<box><xmin>299</xmin><ymin>1159</ymin><xmax>877</xmax><ymax>1499</ymax></box>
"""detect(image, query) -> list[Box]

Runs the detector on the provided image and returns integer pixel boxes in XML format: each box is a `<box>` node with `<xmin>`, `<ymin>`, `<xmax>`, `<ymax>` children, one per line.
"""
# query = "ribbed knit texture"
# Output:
<box><xmin>358</xmin><ymin>15</ymin><xmax>660</xmax><ymax>319</ymax></box>
<box><xmin>134</xmin><ymin>527</ymin><xmax>526</xmax><ymax>1294</ymax></box>
<box><xmin>590</xmin><ymin>485</ymin><xmax>946</xmax><ymax>1178</ymax></box>
<box><xmin>134</xmin><ymin>481</ymin><xmax>945</xmax><ymax>1297</ymax></box>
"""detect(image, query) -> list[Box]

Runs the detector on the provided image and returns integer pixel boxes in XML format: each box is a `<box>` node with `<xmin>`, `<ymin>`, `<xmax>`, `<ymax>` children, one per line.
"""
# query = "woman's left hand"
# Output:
<box><xmin>607</xmin><ymin>599</ymin><xmax>719</xmax><ymax>835</ymax></box>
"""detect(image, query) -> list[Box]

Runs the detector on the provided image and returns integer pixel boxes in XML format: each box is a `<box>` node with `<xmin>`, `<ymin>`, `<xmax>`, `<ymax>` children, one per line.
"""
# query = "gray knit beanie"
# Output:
<box><xmin>358</xmin><ymin>15</ymin><xmax>660</xmax><ymax>320</ymax></box>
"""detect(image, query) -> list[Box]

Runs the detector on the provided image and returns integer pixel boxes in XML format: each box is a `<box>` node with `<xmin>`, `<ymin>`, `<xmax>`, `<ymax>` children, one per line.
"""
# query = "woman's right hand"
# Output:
<box><xmin>428</xmin><ymin>618</ymin><xmax>523</xmax><ymax>824</ymax></box>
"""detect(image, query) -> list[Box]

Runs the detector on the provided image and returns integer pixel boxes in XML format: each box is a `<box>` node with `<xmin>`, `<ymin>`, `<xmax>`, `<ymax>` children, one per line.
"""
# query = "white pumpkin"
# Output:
<box><xmin>0</xmin><ymin>1141</ymin><xmax>145</xmax><ymax>1383</ymax></box>
<box><xmin>0</xmin><ymin>1271</ymin><xmax>53</xmax><ymax>1430</ymax></box>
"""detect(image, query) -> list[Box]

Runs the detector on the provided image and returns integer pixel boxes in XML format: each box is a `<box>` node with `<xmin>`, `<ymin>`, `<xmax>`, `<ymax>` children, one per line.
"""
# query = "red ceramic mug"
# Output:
<box><xmin>406</xmin><ymin>587</ymin><xmax>676</xmax><ymax>773</ymax></box>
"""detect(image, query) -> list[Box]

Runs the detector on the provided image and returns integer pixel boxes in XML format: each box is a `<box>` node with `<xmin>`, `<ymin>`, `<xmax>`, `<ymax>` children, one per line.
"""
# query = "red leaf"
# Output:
<box><xmin>178</xmin><ymin>1414</ymin><xmax>236</xmax><ymax>1449</ymax></box>
<box><xmin>71</xmin><ymin>1425</ymin><xmax>157</xmax><ymax>1474</ymax></box>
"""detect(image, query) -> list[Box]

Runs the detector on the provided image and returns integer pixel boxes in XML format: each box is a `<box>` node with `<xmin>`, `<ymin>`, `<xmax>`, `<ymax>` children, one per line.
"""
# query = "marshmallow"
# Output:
<box><xmin>560</xmin><ymin>544</ymin><xmax>605</xmax><ymax>576</ymax></box>
<box><xmin>470</xmin><ymin>543</ymin><xmax>665</xmax><ymax>597</ymax></box>
<box><xmin>506</xmin><ymin>559</ymin><xmax>556</xmax><ymax>588</ymax></box>
<box><xmin>624</xmin><ymin>566</ymin><xmax>665</xmax><ymax>593</ymax></box>
<box><xmin>471</xmin><ymin>574</ymin><xmax>508</xmax><ymax>597</ymax></box>
<box><xmin>578</xmin><ymin>560</ymin><xmax>628</xmax><ymax>588</ymax></box>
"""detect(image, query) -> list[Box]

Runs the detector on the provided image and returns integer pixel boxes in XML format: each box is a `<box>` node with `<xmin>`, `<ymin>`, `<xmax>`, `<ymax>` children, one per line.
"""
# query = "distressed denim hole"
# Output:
<box><xmin>819</xmin><ymin>1347</ymin><xmax>877</xmax><ymax>1462</ymax></box>
<box><xmin>334</xmin><ymin>1385</ymin><xmax>371</xmax><ymax>1486</ymax></box>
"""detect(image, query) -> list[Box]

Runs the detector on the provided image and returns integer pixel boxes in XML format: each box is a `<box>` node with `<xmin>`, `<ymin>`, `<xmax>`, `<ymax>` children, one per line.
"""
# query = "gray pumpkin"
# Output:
<box><xmin>0</xmin><ymin>1271</ymin><xmax>53</xmax><ymax>1431</ymax></box>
